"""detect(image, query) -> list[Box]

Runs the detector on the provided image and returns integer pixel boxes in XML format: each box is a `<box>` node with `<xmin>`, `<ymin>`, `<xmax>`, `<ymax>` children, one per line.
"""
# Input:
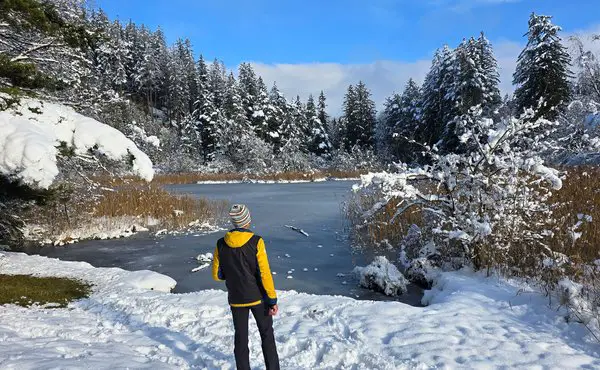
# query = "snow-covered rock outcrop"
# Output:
<box><xmin>0</xmin><ymin>98</ymin><xmax>154</xmax><ymax>188</ymax></box>
<box><xmin>354</xmin><ymin>256</ymin><xmax>409</xmax><ymax>296</ymax></box>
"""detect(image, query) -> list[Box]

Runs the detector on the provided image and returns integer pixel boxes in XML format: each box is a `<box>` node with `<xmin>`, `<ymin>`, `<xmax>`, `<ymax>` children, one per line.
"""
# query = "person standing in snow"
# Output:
<box><xmin>212</xmin><ymin>204</ymin><xmax>280</xmax><ymax>370</ymax></box>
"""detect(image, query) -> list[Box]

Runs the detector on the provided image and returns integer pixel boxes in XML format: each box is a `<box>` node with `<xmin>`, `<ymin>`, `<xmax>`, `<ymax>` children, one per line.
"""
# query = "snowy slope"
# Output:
<box><xmin>0</xmin><ymin>252</ymin><xmax>599</xmax><ymax>369</ymax></box>
<box><xmin>0</xmin><ymin>98</ymin><xmax>153</xmax><ymax>188</ymax></box>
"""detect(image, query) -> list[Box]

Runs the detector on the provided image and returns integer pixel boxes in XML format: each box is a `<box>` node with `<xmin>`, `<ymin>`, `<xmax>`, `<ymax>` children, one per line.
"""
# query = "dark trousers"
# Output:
<box><xmin>231</xmin><ymin>304</ymin><xmax>280</xmax><ymax>370</ymax></box>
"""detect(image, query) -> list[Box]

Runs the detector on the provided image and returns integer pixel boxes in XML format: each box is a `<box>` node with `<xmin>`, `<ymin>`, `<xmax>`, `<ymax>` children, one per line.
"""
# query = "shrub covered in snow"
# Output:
<box><xmin>0</xmin><ymin>98</ymin><xmax>154</xmax><ymax>188</ymax></box>
<box><xmin>352</xmin><ymin>107</ymin><xmax>567</xmax><ymax>275</ymax></box>
<box><xmin>353</xmin><ymin>256</ymin><xmax>408</xmax><ymax>296</ymax></box>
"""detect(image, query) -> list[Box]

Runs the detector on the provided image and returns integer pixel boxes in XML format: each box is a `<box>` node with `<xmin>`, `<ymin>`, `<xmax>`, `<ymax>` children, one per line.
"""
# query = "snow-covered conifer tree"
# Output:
<box><xmin>513</xmin><ymin>13</ymin><xmax>572</xmax><ymax>120</ymax></box>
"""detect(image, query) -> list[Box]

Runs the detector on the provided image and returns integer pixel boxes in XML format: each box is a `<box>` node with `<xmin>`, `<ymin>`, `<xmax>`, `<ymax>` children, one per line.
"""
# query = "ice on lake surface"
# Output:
<box><xmin>27</xmin><ymin>181</ymin><xmax>423</xmax><ymax>305</ymax></box>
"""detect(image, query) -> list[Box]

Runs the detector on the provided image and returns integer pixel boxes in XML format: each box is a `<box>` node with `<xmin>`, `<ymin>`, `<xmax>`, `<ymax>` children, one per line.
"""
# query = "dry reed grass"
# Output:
<box><xmin>93</xmin><ymin>184</ymin><xmax>227</xmax><ymax>229</ymax></box>
<box><xmin>548</xmin><ymin>166</ymin><xmax>600</xmax><ymax>264</ymax></box>
<box><xmin>346</xmin><ymin>191</ymin><xmax>423</xmax><ymax>251</ymax></box>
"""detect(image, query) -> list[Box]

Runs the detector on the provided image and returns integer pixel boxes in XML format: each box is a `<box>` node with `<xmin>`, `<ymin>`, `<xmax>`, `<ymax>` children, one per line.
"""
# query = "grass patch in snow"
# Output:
<box><xmin>0</xmin><ymin>274</ymin><xmax>91</xmax><ymax>308</ymax></box>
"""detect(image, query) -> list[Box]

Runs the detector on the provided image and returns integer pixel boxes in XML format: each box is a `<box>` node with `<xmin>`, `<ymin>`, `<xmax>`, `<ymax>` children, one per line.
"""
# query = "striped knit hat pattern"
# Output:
<box><xmin>229</xmin><ymin>204</ymin><xmax>251</xmax><ymax>228</ymax></box>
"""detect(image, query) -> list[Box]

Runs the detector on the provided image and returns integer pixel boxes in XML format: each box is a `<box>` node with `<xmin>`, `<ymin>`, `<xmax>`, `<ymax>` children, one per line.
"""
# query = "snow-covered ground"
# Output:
<box><xmin>1</xmin><ymin>252</ymin><xmax>599</xmax><ymax>369</ymax></box>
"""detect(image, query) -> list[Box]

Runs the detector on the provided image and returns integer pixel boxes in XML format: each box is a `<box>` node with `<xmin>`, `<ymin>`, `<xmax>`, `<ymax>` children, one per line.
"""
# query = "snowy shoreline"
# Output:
<box><xmin>195</xmin><ymin>177</ymin><xmax>359</xmax><ymax>185</ymax></box>
<box><xmin>1</xmin><ymin>252</ymin><xmax>599</xmax><ymax>369</ymax></box>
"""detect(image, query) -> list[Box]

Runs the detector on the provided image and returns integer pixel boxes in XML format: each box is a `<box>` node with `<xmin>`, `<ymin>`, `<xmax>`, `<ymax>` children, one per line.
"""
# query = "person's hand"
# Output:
<box><xmin>268</xmin><ymin>304</ymin><xmax>278</xmax><ymax>316</ymax></box>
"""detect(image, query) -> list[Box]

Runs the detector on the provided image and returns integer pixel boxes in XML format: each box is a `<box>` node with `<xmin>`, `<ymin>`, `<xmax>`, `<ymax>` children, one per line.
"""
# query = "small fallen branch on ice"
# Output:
<box><xmin>155</xmin><ymin>229</ymin><xmax>168</xmax><ymax>237</ymax></box>
<box><xmin>191</xmin><ymin>263</ymin><xmax>210</xmax><ymax>273</ymax></box>
<box><xmin>285</xmin><ymin>225</ymin><xmax>309</xmax><ymax>237</ymax></box>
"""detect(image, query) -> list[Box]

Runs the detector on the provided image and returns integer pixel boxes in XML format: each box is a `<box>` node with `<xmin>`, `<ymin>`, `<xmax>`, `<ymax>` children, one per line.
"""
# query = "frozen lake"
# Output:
<box><xmin>27</xmin><ymin>181</ymin><xmax>423</xmax><ymax>305</ymax></box>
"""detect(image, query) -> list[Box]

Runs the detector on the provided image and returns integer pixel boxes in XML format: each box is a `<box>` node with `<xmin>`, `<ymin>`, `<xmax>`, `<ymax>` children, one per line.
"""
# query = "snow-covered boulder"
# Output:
<box><xmin>0</xmin><ymin>98</ymin><xmax>154</xmax><ymax>188</ymax></box>
<box><xmin>119</xmin><ymin>270</ymin><xmax>177</xmax><ymax>292</ymax></box>
<box><xmin>404</xmin><ymin>257</ymin><xmax>438</xmax><ymax>289</ymax></box>
<box><xmin>353</xmin><ymin>256</ymin><xmax>408</xmax><ymax>296</ymax></box>
<box><xmin>196</xmin><ymin>253</ymin><xmax>213</xmax><ymax>263</ymax></box>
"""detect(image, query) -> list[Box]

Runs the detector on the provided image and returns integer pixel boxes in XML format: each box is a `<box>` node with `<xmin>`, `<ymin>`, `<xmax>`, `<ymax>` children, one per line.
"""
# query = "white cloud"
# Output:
<box><xmin>250</xmin><ymin>40</ymin><xmax>520</xmax><ymax>115</ymax></box>
<box><xmin>252</xmin><ymin>60</ymin><xmax>431</xmax><ymax>115</ymax></box>
<box><xmin>249</xmin><ymin>26</ymin><xmax>600</xmax><ymax>115</ymax></box>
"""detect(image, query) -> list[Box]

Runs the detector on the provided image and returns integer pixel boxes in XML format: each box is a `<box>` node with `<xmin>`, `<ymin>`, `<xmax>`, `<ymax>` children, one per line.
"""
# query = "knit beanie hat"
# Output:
<box><xmin>229</xmin><ymin>204</ymin><xmax>251</xmax><ymax>228</ymax></box>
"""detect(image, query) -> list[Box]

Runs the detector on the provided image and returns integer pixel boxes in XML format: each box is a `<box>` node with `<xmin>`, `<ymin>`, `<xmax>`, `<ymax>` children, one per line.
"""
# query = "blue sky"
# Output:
<box><xmin>95</xmin><ymin>0</ymin><xmax>600</xmax><ymax>112</ymax></box>
<box><xmin>96</xmin><ymin>0</ymin><xmax>598</xmax><ymax>64</ymax></box>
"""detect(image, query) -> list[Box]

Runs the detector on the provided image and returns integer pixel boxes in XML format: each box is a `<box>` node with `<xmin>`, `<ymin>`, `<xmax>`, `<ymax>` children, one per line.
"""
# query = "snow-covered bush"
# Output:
<box><xmin>550</xmin><ymin>99</ymin><xmax>600</xmax><ymax>165</ymax></box>
<box><xmin>353</xmin><ymin>256</ymin><xmax>409</xmax><ymax>296</ymax></box>
<box><xmin>0</xmin><ymin>98</ymin><xmax>154</xmax><ymax>188</ymax></box>
<box><xmin>0</xmin><ymin>98</ymin><xmax>155</xmax><ymax>247</ymax></box>
<box><xmin>330</xmin><ymin>146</ymin><xmax>381</xmax><ymax>173</ymax></box>
<box><xmin>352</xmin><ymin>107</ymin><xmax>565</xmax><ymax>274</ymax></box>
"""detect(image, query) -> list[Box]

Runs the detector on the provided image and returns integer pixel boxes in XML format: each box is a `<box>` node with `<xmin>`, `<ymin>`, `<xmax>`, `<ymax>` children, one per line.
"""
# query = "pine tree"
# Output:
<box><xmin>195</xmin><ymin>55</ymin><xmax>218</xmax><ymax>161</ymax></box>
<box><xmin>395</xmin><ymin>79</ymin><xmax>422</xmax><ymax>161</ymax></box>
<box><xmin>420</xmin><ymin>46</ymin><xmax>457</xmax><ymax>147</ymax></box>
<box><xmin>344</xmin><ymin>82</ymin><xmax>376</xmax><ymax>150</ymax></box>
<box><xmin>165</xmin><ymin>39</ymin><xmax>191</xmax><ymax>123</ymax></box>
<box><xmin>513</xmin><ymin>13</ymin><xmax>572</xmax><ymax>120</ymax></box>
<box><xmin>238</xmin><ymin>63</ymin><xmax>266</xmax><ymax>136</ymax></box>
<box><xmin>376</xmin><ymin>93</ymin><xmax>402</xmax><ymax>160</ymax></box>
<box><xmin>477</xmin><ymin>32</ymin><xmax>502</xmax><ymax>115</ymax></box>
<box><xmin>317</xmin><ymin>91</ymin><xmax>329</xmax><ymax>129</ymax></box>
<box><xmin>292</xmin><ymin>95</ymin><xmax>309</xmax><ymax>152</ymax></box>
<box><xmin>253</xmin><ymin>77</ymin><xmax>270</xmax><ymax>140</ymax></box>
<box><xmin>378</xmin><ymin>79</ymin><xmax>423</xmax><ymax>162</ymax></box>
<box><xmin>208</xmin><ymin>59</ymin><xmax>227</xmax><ymax>110</ymax></box>
<box><xmin>304</xmin><ymin>94</ymin><xmax>332</xmax><ymax>156</ymax></box>
<box><xmin>267</xmin><ymin>83</ymin><xmax>286</xmax><ymax>151</ymax></box>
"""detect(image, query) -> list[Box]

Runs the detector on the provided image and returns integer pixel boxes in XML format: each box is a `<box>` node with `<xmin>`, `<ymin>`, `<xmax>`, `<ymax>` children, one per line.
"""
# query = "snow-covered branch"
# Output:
<box><xmin>10</xmin><ymin>40</ymin><xmax>57</xmax><ymax>63</ymax></box>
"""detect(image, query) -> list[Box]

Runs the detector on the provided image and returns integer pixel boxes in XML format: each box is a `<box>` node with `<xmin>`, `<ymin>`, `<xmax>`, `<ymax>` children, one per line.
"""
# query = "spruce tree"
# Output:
<box><xmin>279</xmin><ymin>97</ymin><xmax>304</xmax><ymax>158</ymax></box>
<box><xmin>253</xmin><ymin>77</ymin><xmax>270</xmax><ymax>140</ymax></box>
<box><xmin>208</xmin><ymin>59</ymin><xmax>227</xmax><ymax>110</ymax></box>
<box><xmin>305</xmin><ymin>94</ymin><xmax>332</xmax><ymax>156</ymax></box>
<box><xmin>195</xmin><ymin>55</ymin><xmax>218</xmax><ymax>161</ymax></box>
<box><xmin>344</xmin><ymin>82</ymin><xmax>376</xmax><ymax>150</ymax></box>
<box><xmin>317</xmin><ymin>91</ymin><xmax>329</xmax><ymax>129</ymax></box>
<box><xmin>513</xmin><ymin>13</ymin><xmax>572</xmax><ymax>120</ymax></box>
<box><xmin>376</xmin><ymin>93</ymin><xmax>402</xmax><ymax>160</ymax></box>
<box><xmin>267</xmin><ymin>83</ymin><xmax>286</xmax><ymax>151</ymax></box>
<box><xmin>395</xmin><ymin>79</ymin><xmax>422</xmax><ymax>161</ymax></box>
<box><xmin>477</xmin><ymin>32</ymin><xmax>502</xmax><ymax>115</ymax></box>
<box><xmin>420</xmin><ymin>46</ymin><xmax>457</xmax><ymax>147</ymax></box>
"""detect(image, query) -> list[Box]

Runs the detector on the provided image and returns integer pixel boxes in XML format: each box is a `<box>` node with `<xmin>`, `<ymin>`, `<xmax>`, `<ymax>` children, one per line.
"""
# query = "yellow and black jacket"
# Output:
<box><xmin>212</xmin><ymin>228</ymin><xmax>277</xmax><ymax>307</ymax></box>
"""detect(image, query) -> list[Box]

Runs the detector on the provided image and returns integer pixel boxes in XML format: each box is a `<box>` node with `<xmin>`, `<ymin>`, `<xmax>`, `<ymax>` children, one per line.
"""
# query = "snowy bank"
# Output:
<box><xmin>0</xmin><ymin>98</ymin><xmax>154</xmax><ymax>188</ymax></box>
<box><xmin>1</xmin><ymin>252</ymin><xmax>599</xmax><ymax>369</ymax></box>
<box><xmin>196</xmin><ymin>178</ymin><xmax>358</xmax><ymax>185</ymax></box>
